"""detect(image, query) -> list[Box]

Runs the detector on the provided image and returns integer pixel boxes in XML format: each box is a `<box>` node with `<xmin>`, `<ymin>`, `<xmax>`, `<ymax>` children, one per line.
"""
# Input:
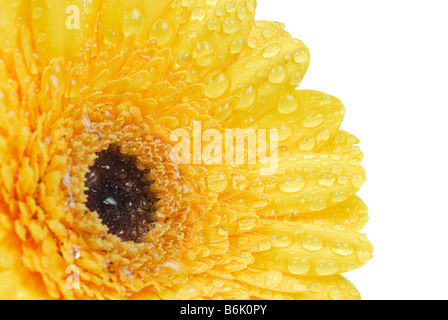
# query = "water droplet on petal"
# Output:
<box><xmin>315</xmin><ymin>260</ymin><xmax>339</xmax><ymax>276</ymax></box>
<box><xmin>263</xmin><ymin>43</ymin><xmax>282</xmax><ymax>58</ymax></box>
<box><xmin>265</xmin><ymin>270</ymin><xmax>283</xmax><ymax>288</ymax></box>
<box><xmin>302</xmin><ymin>236</ymin><xmax>323</xmax><ymax>251</ymax></box>
<box><xmin>238</xmin><ymin>217</ymin><xmax>258</xmax><ymax>232</ymax></box>
<box><xmin>122</xmin><ymin>6</ymin><xmax>143</xmax><ymax>37</ymax></box>
<box><xmin>230</xmin><ymin>39</ymin><xmax>246</xmax><ymax>54</ymax></box>
<box><xmin>299</xmin><ymin>137</ymin><xmax>315</xmax><ymax>151</ymax></box>
<box><xmin>191</xmin><ymin>7</ymin><xmax>205</xmax><ymax>21</ymax></box>
<box><xmin>268</xmin><ymin>65</ymin><xmax>286</xmax><ymax>84</ymax></box>
<box><xmin>152</xmin><ymin>19</ymin><xmax>174</xmax><ymax>45</ymax></box>
<box><xmin>205</xmin><ymin>73</ymin><xmax>230</xmax><ymax>98</ymax></box>
<box><xmin>279</xmin><ymin>175</ymin><xmax>305</xmax><ymax>193</ymax></box>
<box><xmin>310</xmin><ymin>198</ymin><xmax>327</xmax><ymax>211</ymax></box>
<box><xmin>270</xmin><ymin>235</ymin><xmax>292</xmax><ymax>248</ymax></box>
<box><xmin>236</xmin><ymin>85</ymin><xmax>256</xmax><ymax>110</ymax></box>
<box><xmin>293</xmin><ymin>48</ymin><xmax>308</xmax><ymax>63</ymax></box>
<box><xmin>223</xmin><ymin>17</ymin><xmax>238</xmax><ymax>34</ymax></box>
<box><xmin>319</xmin><ymin>173</ymin><xmax>335</xmax><ymax>186</ymax></box>
<box><xmin>278</xmin><ymin>94</ymin><xmax>299</xmax><ymax>114</ymax></box>
<box><xmin>207</xmin><ymin>170</ymin><xmax>228</xmax><ymax>193</ymax></box>
<box><xmin>332</xmin><ymin>190</ymin><xmax>347</xmax><ymax>203</ymax></box>
<box><xmin>288</xmin><ymin>257</ymin><xmax>310</xmax><ymax>275</ymax></box>
<box><xmin>301</xmin><ymin>113</ymin><xmax>325</xmax><ymax>128</ymax></box>
<box><xmin>332</xmin><ymin>241</ymin><xmax>354</xmax><ymax>256</ymax></box>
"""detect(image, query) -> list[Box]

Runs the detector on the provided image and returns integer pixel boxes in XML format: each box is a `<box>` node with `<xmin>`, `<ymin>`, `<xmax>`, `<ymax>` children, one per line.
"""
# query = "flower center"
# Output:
<box><xmin>85</xmin><ymin>144</ymin><xmax>158</xmax><ymax>243</ymax></box>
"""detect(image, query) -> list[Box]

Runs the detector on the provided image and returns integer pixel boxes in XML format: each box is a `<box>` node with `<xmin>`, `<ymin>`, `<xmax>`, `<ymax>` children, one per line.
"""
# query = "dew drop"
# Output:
<box><xmin>250</xmin><ymin>178</ymin><xmax>265</xmax><ymax>193</ymax></box>
<box><xmin>270</xmin><ymin>122</ymin><xmax>292</xmax><ymax>142</ymax></box>
<box><xmin>175</xmin><ymin>51</ymin><xmax>192</xmax><ymax>67</ymax></box>
<box><xmin>265</xmin><ymin>270</ymin><xmax>283</xmax><ymax>288</ymax></box>
<box><xmin>191</xmin><ymin>7</ymin><xmax>205</xmax><ymax>21</ymax></box>
<box><xmin>263</xmin><ymin>43</ymin><xmax>282</xmax><ymax>58</ymax></box>
<box><xmin>310</xmin><ymin>198</ymin><xmax>327</xmax><ymax>211</ymax></box>
<box><xmin>205</xmin><ymin>73</ymin><xmax>230</xmax><ymax>98</ymax></box>
<box><xmin>318</xmin><ymin>173</ymin><xmax>335</xmax><ymax>186</ymax></box>
<box><xmin>237</xmin><ymin>6</ymin><xmax>248</xmax><ymax>19</ymax></box>
<box><xmin>207</xmin><ymin>170</ymin><xmax>228</xmax><ymax>193</ymax></box>
<box><xmin>356</xmin><ymin>248</ymin><xmax>372</xmax><ymax>263</ymax></box>
<box><xmin>259</xmin><ymin>239</ymin><xmax>272</xmax><ymax>251</ymax></box>
<box><xmin>238</xmin><ymin>217</ymin><xmax>258</xmax><ymax>232</ymax></box>
<box><xmin>287</xmin><ymin>257</ymin><xmax>310</xmax><ymax>275</ymax></box>
<box><xmin>194</xmin><ymin>40</ymin><xmax>214</xmax><ymax>67</ymax></box>
<box><xmin>223</xmin><ymin>17</ymin><xmax>238</xmax><ymax>34</ymax></box>
<box><xmin>268</xmin><ymin>65</ymin><xmax>286</xmax><ymax>84</ymax></box>
<box><xmin>329</xmin><ymin>287</ymin><xmax>343</xmax><ymax>300</ymax></box>
<box><xmin>301</xmin><ymin>113</ymin><xmax>325</xmax><ymax>128</ymax></box>
<box><xmin>247</xmin><ymin>37</ymin><xmax>258</xmax><ymax>48</ymax></box>
<box><xmin>122</xmin><ymin>6</ymin><xmax>143</xmax><ymax>37</ymax></box>
<box><xmin>236</xmin><ymin>85</ymin><xmax>256</xmax><ymax>110</ymax></box>
<box><xmin>315</xmin><ymin>260</ymin><xmax>339</xmax><ymax>276</ymax></box>
<box><xmin>332</xmin><ymin>241</ymin><xmax>354</xmax><ymax>256</ymax></box>
<box><xmin>225</xmin><ymin>1</ymin><xmax>236</xmax><ymax>12</ymax></box>
<box><xmin>278</xmin><ymin>94</ymin><xmax>298</xmax><ymax>114</ymax></box>
<box><xmin>230</xmin><ymin>39</ymin><xmax>246</xmax><ymax>54</ymax></box>
<box><xmin>293</xmin><ymin>48</ymin><xmax>308</xmax><ymax>63</ymax></box>
<box><xmin>332</xmin><ymin>190</ymin><xmax>348</xmax><ymax>203</ymax></box>
<box><xmin>299</xmin><ymin>137</ymin><xmax>316</xmax><ymax>151</ymax></box>
<box><xmin>233</xmin><ymin>174</ymin><xmax>248</xmax><ymax>191</ymax></box>
<box><xmin>302</xmin><ymin>236</ymin><xmax>323</xmax><ymax>251</ymax></box>
<box><xmin>270</xmin><ymin>235</ymin><xmax>292</xmax><ymax>248</ymax></box>
<box><xmin>284</xmin><ymin>213</ymin><xmax>301</xmax><ymax>226</ymax></box>
<box><xmin>246</xmin><ymin>0</ymin><xmax>256</xmax><ymax>13</ymax></box>
<box><xmin>351</xmin><ymin>174</ymin><xmax>366</xmax><ymax>188</ymax></box>
<box><xmin>32</xmin><ymin>7</ymin><xmax>43</xmax><ymax>19</ymax></box>
<box><xmin>152</xmin><ymin>19</ymin><xmax>174</xmax><ymax>45</ymax></box>
<box><xmin>207</xmin><ymin>18</ymin><xmax>220</xmax><ymax>30</ymax></box>
<box><xmin>317</xmin><ymin>128</ymin><xmax>331</xmax><ymax>141</ymax></box>
<box><xmin>279</xmin><ymin>175</ymin><xmax>305</xmax><ymax>193</ymax></box>
<box><xmin>262</xmin><ymin>29</ymin><xmax>273</xmax><ymax>39</ymax></box>
<box><xmin>290</xmin><ymin>72</ymin><xmax>303</xmax><ymax>85</ymax></box>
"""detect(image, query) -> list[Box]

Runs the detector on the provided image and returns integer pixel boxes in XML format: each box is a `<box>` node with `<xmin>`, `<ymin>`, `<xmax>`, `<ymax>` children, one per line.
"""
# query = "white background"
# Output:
<box><xmin>257</xmin><ymin>0</ymin><xmax>448</xmax><ymax>300</ymax></box>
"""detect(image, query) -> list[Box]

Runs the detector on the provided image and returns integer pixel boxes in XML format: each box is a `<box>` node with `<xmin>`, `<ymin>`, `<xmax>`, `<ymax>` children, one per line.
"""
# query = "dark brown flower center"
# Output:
<box><xmin>85</xmin><ymin>144</ymin><xmax>158</xmax><ymax>243</ymax></box>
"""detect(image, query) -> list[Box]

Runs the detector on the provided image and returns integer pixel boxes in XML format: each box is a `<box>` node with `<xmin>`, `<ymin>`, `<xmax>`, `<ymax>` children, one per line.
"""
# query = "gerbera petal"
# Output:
<box><xmin>171</xmin><ymin>0</ymin><xmax>257</xmax><ymax>79</ymax></box>
<box><xmin>217</xmin><ymin>130</ymin><xmax>366</xmax><ymax>216</ymax></box>
<box><xmin>250</xmin><ymin>199</ymin><xmax>373</xmax><ymax>276</ymax></box>
<box><xmin>208</xmin><ymin>20</ymin><xmax>310</xmax><ymax>127</ymax></box>
<box><xmin>28</xmin><ymin>0</ymin><xmax>92</xmax><ymax>62</ymax></box>
<box><xmin>0</xmin><ymin>228</ymin><xmax>50</xmax><ymax>299</ymax></box>
<box><xmin>97</xmin><ymin>0</ymin><xmax>175</xmax><ymax>48</ymax></box>
<box><xmin>249</xmin><ymin>90</ymin><xmax>345</xmax><ymax>152</ymax></box>
<box><xmin>233</xmin><ymin>269</ymin><xmax>360</xmax><ymax>300</ymax></box>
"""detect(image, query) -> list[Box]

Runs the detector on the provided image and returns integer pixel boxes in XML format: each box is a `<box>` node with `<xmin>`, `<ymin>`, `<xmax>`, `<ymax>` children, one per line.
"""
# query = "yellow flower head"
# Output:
<box><xmin>0</xmin><ymin>0</ymin><xmax>372</xmax><ymax>300</ymax></box>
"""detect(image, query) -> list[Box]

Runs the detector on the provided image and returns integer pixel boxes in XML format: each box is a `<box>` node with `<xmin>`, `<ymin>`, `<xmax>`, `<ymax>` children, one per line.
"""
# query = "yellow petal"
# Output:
<box><xmin>171</xmin><ymin>0</ymin><xmax>257</xmax><ymax>80</ymax></box>
<box><xmin>29</xmin><ymin>0</ymin><xmax>93</xmax><ymax>62</ymax></box>
<box><xmin>253</xmin><ymin>90</ymin><xmax>345</xmax><ymax>152</ymax></box>
<box><xmin>97</xmin><ymin>0</ymin><xmax>169</xmax><ymax>48</ymax></box>
<box><xmin>219</xmin><ymin>130</ymin><xmax>366</xmax><ymax>216</ymax></box>
<box><xmin>233</xmin><ymin>268</ymin><xmax>360</xmax><ymax>300</ymax></box>
<box><xmin>0</xmin><ymin>228</ymin><xmax>49</xmax><ymax>299</ymax></box>
<box><xmin>251</xmin><ymin>197</ymin><xmax>373</xmax><ymax>276</ymax></box>
<box><xmin>209</xmin><ymin>20</ymin><xmax>309</xmax><ymax>126</ymax></box>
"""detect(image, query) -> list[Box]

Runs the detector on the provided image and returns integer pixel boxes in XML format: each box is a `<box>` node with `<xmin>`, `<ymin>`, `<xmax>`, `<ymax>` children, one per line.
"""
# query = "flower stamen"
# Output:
<box><xmin>85</xmin><ymin>144</ymin><xmax>158</xmax><ymax>243</ymax></box>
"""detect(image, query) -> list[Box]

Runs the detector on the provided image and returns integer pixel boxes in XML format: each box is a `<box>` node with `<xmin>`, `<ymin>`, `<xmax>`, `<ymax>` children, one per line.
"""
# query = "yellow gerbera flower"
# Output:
<box><xmin>0</xmin><ymin>0</ymin><xmax>372</xmax><ymax>300</ymax></box>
